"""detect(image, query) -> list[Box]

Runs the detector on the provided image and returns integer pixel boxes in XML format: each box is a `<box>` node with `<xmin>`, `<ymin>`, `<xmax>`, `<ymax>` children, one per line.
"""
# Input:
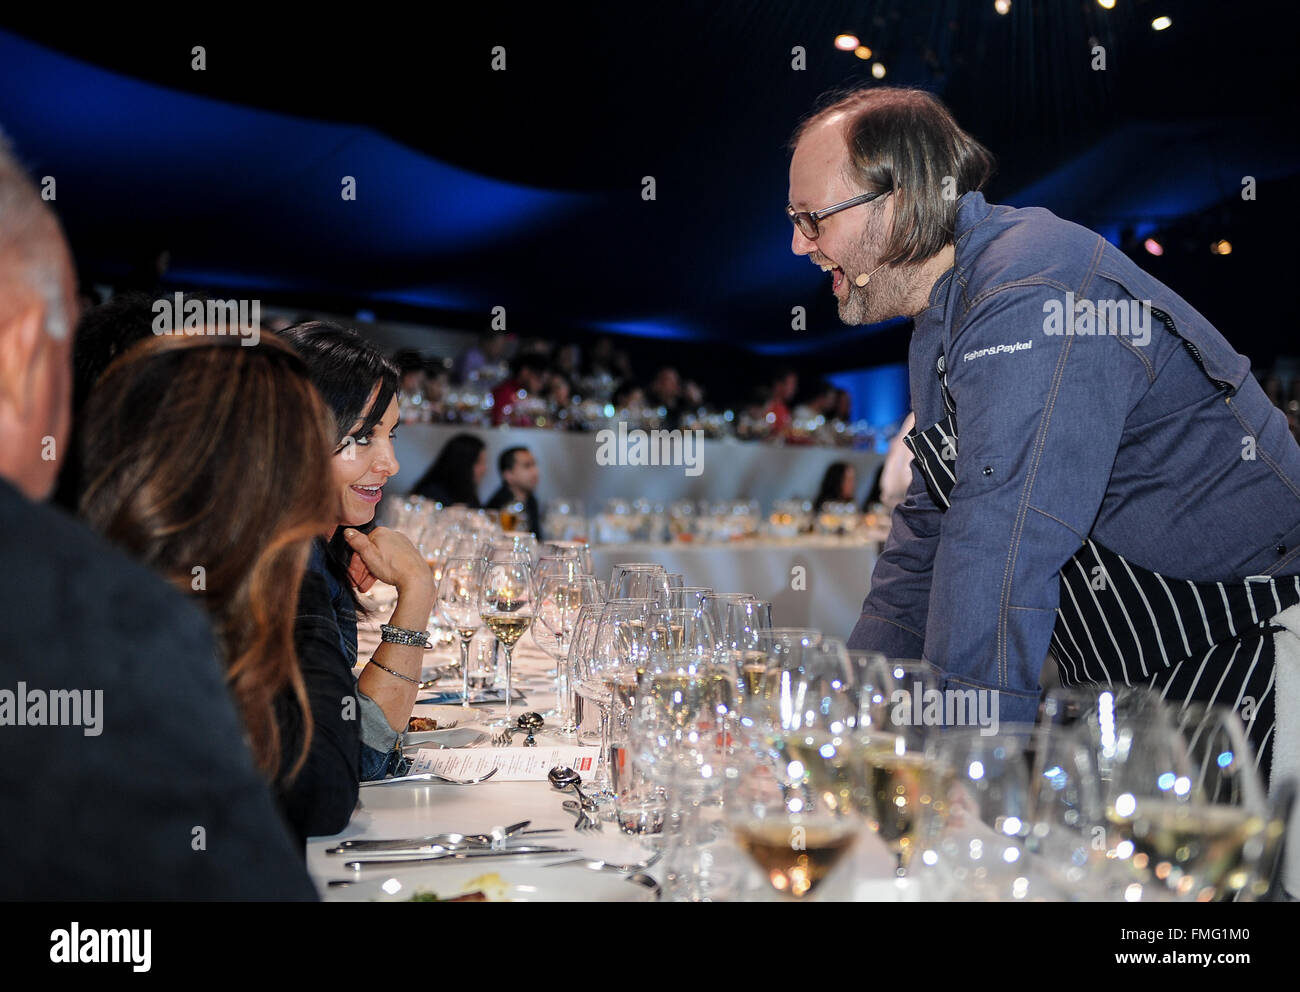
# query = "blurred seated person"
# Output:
<box><xmin>485</xmin><ymin>446</ymin><xmax>542</xmax><ymax>537</ymax></box>
<box><xmin>763</xmin><ymin>367</ymin><xmax>798</xmax><ymax>440</ymax></box>
<box><xmin>411</xmin><ymin>432</ymin><xmax>486</xmax><ymax>506</ymax></box>
<box><xmin>791</xmin><ymin>380</ymin><xmax>839</xmax><ymax>444</ymax></box>
<box><xmin>613</xmin><ymin>381</ymin><xmax>647</xmax><ymax>420</ymax></box>
<box><xmin>492</xmin><ymin>353</ymin><xmax>547</xmax><ymax>426</ymax></box>
<box><xmin>457</xmin><ymin>330</ymin><xmax>509</xmax><ymax>383</ymax></box>
<box><xmin>393</xmin><ymin>349</ymin><xmax>428</xmax><ymax>422</ymax></box>
<box><xmin>421</xmin><ymin>359</ymin><xmax>450</xmax><ymax>419</ymax></box>
<box><xmin>832</xmin><ymin>388</ymin><xmax>852</xmax><ymax>423</ymax></box>
<box><xmin>546</xmin><ymin>373</ymin><xmax>576</xmax><ymax>428</ymax></box>
<box><xmin>649</xmin><ymin>365</ymin><xmax>683</xmax><ymax>429</ymax></box>
<box><xmin>814</xmin><ymin>461</ymin><xmax>857</xmax><ymax>512</ymax></box>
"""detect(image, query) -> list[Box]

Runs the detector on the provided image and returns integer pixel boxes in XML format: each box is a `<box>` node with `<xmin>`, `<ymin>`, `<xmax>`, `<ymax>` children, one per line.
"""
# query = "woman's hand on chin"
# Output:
<box><xmin>342</xmin><ymin>527</ymin><xmax>433</xmax><ymax>600</ymax></box>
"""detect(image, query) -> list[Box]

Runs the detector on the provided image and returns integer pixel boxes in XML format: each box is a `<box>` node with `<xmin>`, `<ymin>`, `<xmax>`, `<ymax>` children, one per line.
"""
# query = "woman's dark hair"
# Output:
<box><xmin>790</xmin><ymin>86</ymin><xmax>995</xmax><ymax>266</ymax></box>
<box><xmin>277</xmin><ymin>320</ymin><xmax>400</xmax><ymax>602</ymax></box>
<box><xmin>277</xmin><ymin>320</ymin><xmax>399</xmax><ymax>449</ymax></box>
<box><xmin>413</xmin><ymin>433</ymin><xmax>485</xmax><ymax>507</ymax></box>
<box><xmin>79</xmin><ymin>334</ymin><xmax>336</xmax><ymax>780</ymax></box>
<box><xmin>814</xmin><ymin>461</ymin><xmax>856</xmax><ymax>512</ymax></box>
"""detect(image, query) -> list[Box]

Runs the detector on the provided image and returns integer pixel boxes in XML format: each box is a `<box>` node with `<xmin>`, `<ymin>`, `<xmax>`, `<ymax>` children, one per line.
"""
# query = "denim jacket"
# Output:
<box><xmin>301</xmin><ymin>542</ymin><xmax>406</xmax><ymax>781</ymax></box>
<box><xmin>848</xmin><ymin>192</ymin><xmax>1300</xmax><ymax>723</ymax></box>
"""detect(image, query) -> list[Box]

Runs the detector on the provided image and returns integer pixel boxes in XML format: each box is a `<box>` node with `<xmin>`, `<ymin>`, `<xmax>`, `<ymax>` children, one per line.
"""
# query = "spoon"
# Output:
<box><xmin>547</xmin><ymin>765</ymin><xmax>596</xmax><ymax>810</ymax></box>
<box><xmin>518</xmin><ymin>710</ymin><xmax>544</xmax><ymax>746</ymax></box>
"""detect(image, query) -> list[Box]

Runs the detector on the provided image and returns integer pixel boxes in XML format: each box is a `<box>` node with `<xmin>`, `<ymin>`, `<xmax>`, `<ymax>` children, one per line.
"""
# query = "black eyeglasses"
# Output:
<box><xmin>786</xmin><ymin>190</ymin><xmax>889</xmax><ymax>240</ymax></box>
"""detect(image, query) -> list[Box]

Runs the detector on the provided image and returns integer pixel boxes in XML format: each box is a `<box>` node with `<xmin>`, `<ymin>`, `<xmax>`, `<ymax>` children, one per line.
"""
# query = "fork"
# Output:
<box><xmin>574</xmin><ymin>807</ymin><xmax>602</xmax><ymax>832</ymax></box>
<box><xmin>359</xmin><ymin>768</ymin><xmax>499</xmax><ymax>787</ymax></box>
<box><xmin>541</xmin><ymin>850</ymin><xmax>664</xmax><ymax>873</ymax></box>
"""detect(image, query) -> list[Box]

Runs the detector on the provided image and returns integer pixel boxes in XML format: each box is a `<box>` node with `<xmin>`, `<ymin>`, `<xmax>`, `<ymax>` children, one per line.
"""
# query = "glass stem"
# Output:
<box><xmin>503</xmin><ymin>645</ymin><xmax>514</xmax><ymax>724</ymax></box>
<box><xmin>459</xmin><ymin>634</ymin><xmax>472</xmax><ymax>708</ymax></box>
<box><xmin>594</xmin><ymin>702</ymin><xmax>612</xmax><ymax>794</ymax></box>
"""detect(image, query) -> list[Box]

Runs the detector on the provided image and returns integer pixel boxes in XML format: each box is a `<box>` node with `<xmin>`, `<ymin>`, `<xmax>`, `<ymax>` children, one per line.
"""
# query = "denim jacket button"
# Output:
<box><xmin>982</xmin><ymin>466</ymin><xmax>993</xmax><ymax>477</ymax></box>
<box><xmin>1278</xmin><ymin>545</ymin><xmax>1288</xmax><ymax>556</ymax></box>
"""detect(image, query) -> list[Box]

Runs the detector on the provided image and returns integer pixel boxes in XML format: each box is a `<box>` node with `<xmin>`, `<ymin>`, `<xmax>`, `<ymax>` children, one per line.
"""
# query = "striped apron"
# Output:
<box><xmin>905</xmin><ymin>352</ymin><xmax>1300</xmax><ymax>783</ymax></box>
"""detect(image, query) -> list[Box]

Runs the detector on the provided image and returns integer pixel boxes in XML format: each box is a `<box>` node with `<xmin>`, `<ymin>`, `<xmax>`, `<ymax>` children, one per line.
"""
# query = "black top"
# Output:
<box><xmin>274</xmin><ymin>542</ymin><xmax>362</xmax><ymax>844</ymax></box>
<box><xmin>0</xmin><ymin>476</ymin><xmax>316</xmax><ymax>900</ymax></box>
<box><xmin>485</xmin><ymin>485</ymin><xmax>541</xmax><ymax>539</ymax></box>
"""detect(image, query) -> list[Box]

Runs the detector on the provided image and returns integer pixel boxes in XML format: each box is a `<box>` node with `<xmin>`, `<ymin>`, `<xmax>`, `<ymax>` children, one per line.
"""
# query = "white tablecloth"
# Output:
<box><xmin>308</xmin><ymin>609</ymin><xmax>903</xmax><ymax>901</ymax></box>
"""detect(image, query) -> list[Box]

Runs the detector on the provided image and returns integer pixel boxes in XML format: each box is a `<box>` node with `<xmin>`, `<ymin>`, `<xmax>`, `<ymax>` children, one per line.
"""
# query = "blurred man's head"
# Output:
<box><xmin>771</xmin><ymin>368</ymin><xmax>798</xmax><ymax>404</ymax></box>
<box><xmin>650</xmin><ymin>366</ymin><xmax>681</xmax><ymax>405</ymax></box>
<box><xmin>512</xmin><ymin>355</ymin><xmax>547</xmax><ymax>394</ymax></box>
<box><xmin>0</xmin><ymin>134</ymin><xmax>78</xmax><ymax>501</ymax></box>
<box><xmin>499</xmin><ymin>446</ymin><xmax>539</xmax><ymax>495</ymax></box>
<box><xmin>787</xmin><ymin>87</ymin><xmax>993</xmax><ymax>325</ymax></box>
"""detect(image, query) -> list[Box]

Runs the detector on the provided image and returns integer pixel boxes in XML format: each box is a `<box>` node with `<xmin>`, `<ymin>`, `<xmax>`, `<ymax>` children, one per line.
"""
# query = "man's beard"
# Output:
<box><xmin>835</xmin><ymin>224</ymin><xmax>912</xmax><ymax>326</ymax></box>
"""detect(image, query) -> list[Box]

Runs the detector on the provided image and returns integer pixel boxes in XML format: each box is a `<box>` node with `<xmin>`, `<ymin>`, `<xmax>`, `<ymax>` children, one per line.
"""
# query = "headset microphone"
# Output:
<box><xmin>854</xmin><ymin>262</ymin><xmax>886</xmax><ymax>288</ymax></box>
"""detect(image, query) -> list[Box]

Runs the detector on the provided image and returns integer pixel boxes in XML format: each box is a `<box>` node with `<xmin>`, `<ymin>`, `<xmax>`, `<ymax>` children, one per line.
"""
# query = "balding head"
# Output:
<box><xmin>0</xmin><ymin>131</ymin><xmax>77</xmax><ymax>500</ymax></box>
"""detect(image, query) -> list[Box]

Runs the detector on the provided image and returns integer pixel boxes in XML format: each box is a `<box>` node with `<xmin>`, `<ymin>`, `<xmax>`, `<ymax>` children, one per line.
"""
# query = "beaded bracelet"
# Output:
<box><xmin>379</xmin><ymin>623</ymin><xmax>431</xmax><ymax>647</ymax></box>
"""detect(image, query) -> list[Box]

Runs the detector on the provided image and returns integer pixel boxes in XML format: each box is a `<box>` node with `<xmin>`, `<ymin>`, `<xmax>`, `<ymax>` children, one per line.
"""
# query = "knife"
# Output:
<box><xmin>328</xmin><ymin>829</ymin><xmax>562</xmax><ymax>855</ymax></box>
<box><xmin>343</xmin><ymin>847</ymin><xmax>577</xmax><ymax>871</ymax></box>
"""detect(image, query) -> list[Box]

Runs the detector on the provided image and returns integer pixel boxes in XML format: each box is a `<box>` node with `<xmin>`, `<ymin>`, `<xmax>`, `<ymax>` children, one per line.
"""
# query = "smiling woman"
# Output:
<box><xmin>275</xmin><ymin>321</ymin><xmax>437</xmax><ymax>841</ymax></box>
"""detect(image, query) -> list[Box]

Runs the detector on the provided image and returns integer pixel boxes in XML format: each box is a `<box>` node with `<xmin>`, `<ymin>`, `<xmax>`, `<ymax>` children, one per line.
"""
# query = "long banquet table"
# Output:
<box><xmin>306</xmin><ymin>598</ymin><xmax>903</xmax><ymax>902</ymax></box>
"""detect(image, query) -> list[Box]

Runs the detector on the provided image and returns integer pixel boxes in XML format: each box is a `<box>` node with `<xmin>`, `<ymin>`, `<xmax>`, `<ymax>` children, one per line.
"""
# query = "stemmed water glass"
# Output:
<box><xmin>477</xmin><ymin>558</ymin><xmax>534</xmax><ymax>728</ymax></box>
<box><xmin>435</xmin><ymin>555</ymin><xmax>483</xmax><ymax>709</ymax></box>
<box><xmin>534</xmin><ymin>567</ymin><xmax>602</xmax><ymax>735</ymax></box>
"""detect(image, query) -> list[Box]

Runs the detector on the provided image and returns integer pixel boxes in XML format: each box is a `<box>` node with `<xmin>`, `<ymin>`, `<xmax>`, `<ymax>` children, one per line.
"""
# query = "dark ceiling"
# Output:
<box><xmin>1</xmin><ymin>1</ymin><xmax>1297</xmax><ymax>376</ymax></box>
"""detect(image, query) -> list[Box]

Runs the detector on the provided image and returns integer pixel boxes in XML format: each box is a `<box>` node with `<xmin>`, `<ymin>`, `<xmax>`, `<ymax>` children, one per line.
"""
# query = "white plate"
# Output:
<box><xmin>323</xmin><ymin>862</ymin><xmax>658</xmax><ymax>902</ymax></box>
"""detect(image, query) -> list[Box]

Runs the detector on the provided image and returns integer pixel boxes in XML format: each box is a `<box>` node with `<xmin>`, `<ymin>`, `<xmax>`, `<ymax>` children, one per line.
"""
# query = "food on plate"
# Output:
<box><xmin>407</xmin><ymin>717</ymin><xmax>439</xmax><ymax>732</ymax></box>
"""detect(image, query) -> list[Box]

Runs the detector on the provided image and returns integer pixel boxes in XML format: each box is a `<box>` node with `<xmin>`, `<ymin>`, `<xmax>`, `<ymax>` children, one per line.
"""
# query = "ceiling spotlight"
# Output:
<box><xmin>994</xmin><ymin>0</ymin><xmax>1011</xmax><ymax>14</ymax></box>
<box><xmin>872</xmin><ymin>61</ymin><xmax>887</xmax><ymax>79</ymax></box>
<box><xmin>1211</xmin><ymin>239</ymin><xmax>1233</xmax><ymax>255</ymax></box>
<box><xmin>1143</xmin><ymin>237</ymin><xmax>1164</xmax><ymax>256</ymax></box>
<box><xmin>854</xmin><ymin>45</ymin><xmax>873</xmax><ymax>60</ymax></box>
<box><xmin>1097</xmin><ymin>0</ymin><xmax>1116</xmax><ymax>9</ymax></box>
<box><xmin>1151</xmin><ymin>16</ymin><xmax>1172</xmax><ymax>30</ymax></box>
<box><xmin>835</xmin><ymin>34</ymin><xmax>860</xmax><ymax>51</ymax></box>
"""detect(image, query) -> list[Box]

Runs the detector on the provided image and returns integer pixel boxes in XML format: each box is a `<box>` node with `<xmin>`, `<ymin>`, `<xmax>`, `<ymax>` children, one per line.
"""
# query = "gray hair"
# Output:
<box><xmin>0</xmin><ymin>129</ymin><xmax>69</xmax><ymax>340</ymax></box>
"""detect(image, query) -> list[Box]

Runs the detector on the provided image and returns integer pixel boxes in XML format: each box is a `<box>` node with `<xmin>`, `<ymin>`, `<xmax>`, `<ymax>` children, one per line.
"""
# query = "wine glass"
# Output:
<box><xmin>914</xmin><ymin>728</ymin><xmax>1063</xmax><ymax>900</ymax></box>
<box><xmin>1099</xmin><ymin>703</ymin><xmax>1272</xmax><ymax>901</ymax></box>
<box><xmin>435</xmin><ymin>555</ymin><xmax>483</xmax><ymax>709</ymax></box>
<box><xmin>609</xmin><ymin>563</ymin><xmax>672</xmax><ymax>604</ymax></box>
<box><xmin>569</xmin><ymin>603</ymin><xmax>613</xmax><ymax>793</ymax></box>
<box><xmin>477</xmin><ymin>558</ymin><xmax>534</xmax><ymax>727</ymax></box>
<box><xmin>726</xmin><ymin>637</ymin><xmax>863</xmax><ymax>899</ymax></box>
<box><xmin>582</xmin><ymin>598</ymin><xmax>661</xmax><ymax>808</ymax></box>
<box><xmin>539</xmin><ymin>540</ymin><xmax>594</xmax><ymax>575</ymax></box>
<box><xmin>668</xmin><ymin>586</ymin><xmax>713</xmax><ymax>612</ymax></box>
<box><xmin>853</xmin><ymin>658</ymin><xmax>941</xmax><ymax>877</ymax></box>
<box><xmin>534</xmin><ymin>570</ymin><xmax>602</xmax><ymax>735</ymax></box>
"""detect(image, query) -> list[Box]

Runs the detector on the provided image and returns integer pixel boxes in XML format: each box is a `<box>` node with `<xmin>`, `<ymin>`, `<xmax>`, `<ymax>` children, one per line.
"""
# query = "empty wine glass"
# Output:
<box><xmin>477</xmin><ymin>558</ymin><xmax>534</xmax><ymax>727</ymax></box>
<box><xmin>435</xmin><ymin>555</ymin><xmax>483</xmax><ymax>709</ymax></box>
<box><xmin>534</xmin><ymin>570</ymin><xmax>602</xmax><ymax>735</ymax></box>
<box><xmin>609</xmin><ymin>563</ymin><xmax>672</xmax><ymax>604</ymax></box>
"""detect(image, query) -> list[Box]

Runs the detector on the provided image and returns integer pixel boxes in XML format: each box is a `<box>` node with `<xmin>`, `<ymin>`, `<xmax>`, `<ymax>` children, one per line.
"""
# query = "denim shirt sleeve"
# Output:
<box><xmin>357</xmin><ymin>689</ymin><xmax>406</xmax><ymax>781</ymax></box>
<box><xmin>924</xmin><ymin>282</ymin><xmax>1147</xmax><ymax>721</ymax></box>
<box><xmin>848</xmin><ymin>464</ymin><xmax>941</xmax><ymax>658</ymax></box>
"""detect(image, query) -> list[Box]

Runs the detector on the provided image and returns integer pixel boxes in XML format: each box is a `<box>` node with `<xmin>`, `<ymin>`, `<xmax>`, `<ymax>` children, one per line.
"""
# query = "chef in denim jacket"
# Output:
<box><xmin>788</xmin><ymin>87</ymin><xmax>1300</xmax><ymax>797</ymax></box>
